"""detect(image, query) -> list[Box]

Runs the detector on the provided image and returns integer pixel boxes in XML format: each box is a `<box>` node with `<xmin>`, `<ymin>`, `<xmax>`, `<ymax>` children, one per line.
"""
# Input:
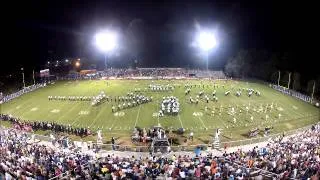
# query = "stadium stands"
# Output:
<box><xmin>1</xmin><ymin>123</ymin><xmax>319</xmax><ymax>179</ymax></box>
<box><xmin>57</xmin><ymin>68</ymin><xmax>227</xmax><ymax>80</ymax></box>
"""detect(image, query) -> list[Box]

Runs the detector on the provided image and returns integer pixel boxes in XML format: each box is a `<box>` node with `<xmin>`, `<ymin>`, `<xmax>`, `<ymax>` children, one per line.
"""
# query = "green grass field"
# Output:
<box><xmin>1</xmin><ymin>79</ymin><xmax>319</xmax><ymax>144</ymax></box>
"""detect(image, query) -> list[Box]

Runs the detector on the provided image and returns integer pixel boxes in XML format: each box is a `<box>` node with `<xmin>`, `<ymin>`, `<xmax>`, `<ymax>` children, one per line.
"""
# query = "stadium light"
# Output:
<box><xmin>194</xmin><ymin>31</ymin><xmax>218</xmax><ymax>70</ymax></box>
<box><xmin>95</xmin><ymin>31</ymin><xmax>118</xmax><ymax>69</ymax></box>
<box><xmin>95</xmin><ymin>32</ymin><xmax>117</xmax><ymax>52</ymax></box>
<box><xmin>196</xmin><ymin>31</ymin><xmax>217</xmax><ymax>51</ymax></box>
<box><xmin>65</xmin><ymin>59</ymin><xmax>69</xmax><ymax>63</ymax></box>
<box><xmin>75</xmin><ymin>61</ymin><xmax>80</xmax><ymax>67</ymax></box>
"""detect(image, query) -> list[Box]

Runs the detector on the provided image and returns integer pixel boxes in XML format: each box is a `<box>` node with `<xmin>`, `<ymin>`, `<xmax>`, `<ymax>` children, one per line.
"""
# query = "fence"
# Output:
<box><xmin>220</xmin><ymin>122</ymin><xmax>316</xmax><ymax>148</ymax></box>
<box><xmin>231</xmin><ymin>78</ymin><xmax>319</xmax><ymax>104</ymax></box>
<box><xmin>24</xmin><ymin>118</ymin><xmax>319</xmax><ymax>153</ymax></box>
<box><xmin>271</xmin><ymin>84</ymin><xmax>316</xmax><ymax>104</ymax></box>
<box><xmin>0</xmin><ymin>83</ymin><xmax>45</xmax><ymax>103</ymax></box>
<box><xmin>93</xmin><ymin>115</ymin><xmax>319</xmax><ymax>152</ymax></box>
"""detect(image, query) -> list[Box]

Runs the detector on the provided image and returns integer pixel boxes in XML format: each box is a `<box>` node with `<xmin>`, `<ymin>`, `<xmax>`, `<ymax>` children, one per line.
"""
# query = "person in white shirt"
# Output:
<box><xmin>189</xmin><ymin>132</ymin><xmax>194</xmax><ymax>141</ymax></box>
<box><xmin>179</xmin><ymin>169</ymin><xmax>186</xmax><ymax>178</ymax></box>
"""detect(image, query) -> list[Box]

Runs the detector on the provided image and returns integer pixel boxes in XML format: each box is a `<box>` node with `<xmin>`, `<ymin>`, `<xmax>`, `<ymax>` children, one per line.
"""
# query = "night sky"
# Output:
<box><xmin>4</xmin><ymin>1</ymin><xmax>318</xmax><ymax>78</ymax></box>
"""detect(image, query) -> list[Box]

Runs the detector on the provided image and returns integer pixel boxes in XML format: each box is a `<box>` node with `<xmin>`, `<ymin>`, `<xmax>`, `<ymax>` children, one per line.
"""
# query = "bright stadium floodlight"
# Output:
<box><xmin>195</xmin><ymin>31</ymin><xmax>218</xmax><ymax>70</ymax></box>
<box><xmin>95</xmin><ymin>31</ymin><xmax>118</xmax><ymax>69</ymax></box>
<box><xmin>95</xmin><ymin>32</ymin><xmax>117</xmax><ymax>52</ymax></box>
<box><xmin>196</xmin><ymin>31</ymin><xmax>217</xmax><ymax>51</ymax></box>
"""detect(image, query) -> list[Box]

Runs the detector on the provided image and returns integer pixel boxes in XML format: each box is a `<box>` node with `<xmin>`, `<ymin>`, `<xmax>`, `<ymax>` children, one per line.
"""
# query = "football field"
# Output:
<box><xmin>1</xmin><ymin>79</ymin><xmax>319</xmax><ymax>143</ymax></box>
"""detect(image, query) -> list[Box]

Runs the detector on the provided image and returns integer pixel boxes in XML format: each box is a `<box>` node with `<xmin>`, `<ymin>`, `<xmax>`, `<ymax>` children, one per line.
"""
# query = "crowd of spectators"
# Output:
<box><xmin>0</xmin><ymin>114</ymin><xmax>92</xmax><ymax>137</ymax></box>
<box><xmin>0</xmin><ymin>128</ymin><xmax>93</xmax><ymax>179</ymax></box>
<box><xmin>58</xmin><ymin>68</ymin><xmax>227</xmax><ymax>80</ymax></box>
<box><xmin>1</xmin><ymin>122</ymin><xmax>319</xmax><ymax>179</ymax></box>
<box><xmin>223</xmin><ymin>123</ymin><xmax>320</xmax><ymax>179</ymax></box>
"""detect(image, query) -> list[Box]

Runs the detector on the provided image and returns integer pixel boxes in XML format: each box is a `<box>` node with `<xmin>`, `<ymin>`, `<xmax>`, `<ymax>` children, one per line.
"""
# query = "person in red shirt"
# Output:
<box><xmin>195</xmin><ymin>166</ymin><xmax>201</xmax><ymax>178</ymax></box>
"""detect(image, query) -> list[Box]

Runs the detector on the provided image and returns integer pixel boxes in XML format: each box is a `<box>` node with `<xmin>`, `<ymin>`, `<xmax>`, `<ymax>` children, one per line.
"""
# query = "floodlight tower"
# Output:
<box><xmin>195</xmin><ymin>31</ymin><xmax>217</xmax><ymax>70</ymax></box>
<box><xmin>95</xmin><ymin>31</ymin><xmax>118</xmax><ymax>70</ymax></box>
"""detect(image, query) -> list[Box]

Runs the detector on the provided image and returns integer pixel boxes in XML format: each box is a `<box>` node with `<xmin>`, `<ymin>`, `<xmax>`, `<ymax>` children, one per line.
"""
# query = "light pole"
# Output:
<box><xmin>195</xmin><ymin>31</ymin><xmax>217</xmax><ymax>71</ymax></box>
<box><xmin>95</xmin><ymin>31</ymin><xmax>118</xmax><ymax>70</ymax></box>
<box><xmin>205</xmin><ymin>51</ymin><xmax>209</xmax><ymax>71</ymax></box>
<box><xmin>21</xmin><ymin>68</ymin><xmax>26</xmax><ymax>88</ymax></box>
<box><xmin>104</xmin><ymin>54</ymin><xmax>107</xmax><ymax>69</ymax></box>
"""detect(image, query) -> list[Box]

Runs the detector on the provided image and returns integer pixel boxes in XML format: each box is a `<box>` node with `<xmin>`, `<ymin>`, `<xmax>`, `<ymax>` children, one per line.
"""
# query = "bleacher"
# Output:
<box><xmin>1</xmin><ymin>123</ymin><xmax>319</xmax><ymax>179</ymax></box>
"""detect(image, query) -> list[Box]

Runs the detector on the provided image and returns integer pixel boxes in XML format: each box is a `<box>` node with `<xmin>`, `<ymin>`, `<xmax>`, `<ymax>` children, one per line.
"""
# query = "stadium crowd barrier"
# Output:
<box><xmin>9</xmin><ymin>114</ymin><xmax>318</xmax><ymax>154</ymax></box>
<box><xmin>228</xmin><ymin>77</ymin><xmax>318</xmax><ymax>105</ymax></box>
<box><xmin>0</xmin><ymin>83</ymin><xmax>46</xmax><ymax>104</ymax></box>
<box><xmin>93</xmin><ymin>121</ymin><xmax>318</xmax><ymax>153</ymax></box>
<box><xmin>220</xmin><ymin>123</ymin><xmax>315</xmax><ymax>148</ymax></box>
<box><xmin>271</xmin><ymin>84</ymin><xmax>316</xmax><ymax>104</ymax></box>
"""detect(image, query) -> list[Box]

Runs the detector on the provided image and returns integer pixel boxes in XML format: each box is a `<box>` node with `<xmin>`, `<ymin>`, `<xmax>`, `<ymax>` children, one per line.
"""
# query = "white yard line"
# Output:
<box><xmin>109</xmin><ymin>117</ymin><xmax>119</xmax><ymax>129</ymax></box>
<box><xmin>134</xmin><ymin>105</ymin><xmax>142</xmax><ymax>127</ymax></box>
<box><xmin>178</xmin><ymin>114</ymin><xmax>184</xmax><ymax>128</ymax></box>
<box><xmin>46</xmin><ymin>103</ymin><xmax>70</xmax><ymax>124</ymax></box>
<box><xmin>71</xmin><ymin>116</ymin><xmax>83</xmax><ymax>126</ymax></box>
<box><xmin>197</xmin><ymin>116</ymin><xmax>207</xmax><ymax>129</ymax></box>
<box><xmin>57</xmin><ymin>103</ymin><xmax>80</xmax><ymax>122</ymax></box>
<box><xmin>8</xmin><ymin>99</ymin><xmax>34</xmax><ymax>115</ymax></box>
<box><xmin>278</xmin><ymin>101</ymin><xmax>302</xmax><ymax>117</ymax></box>
<box><xmin>215</xmin><ymin>116</ymin><xmax>229</xmax><ymax>128</ymax></box>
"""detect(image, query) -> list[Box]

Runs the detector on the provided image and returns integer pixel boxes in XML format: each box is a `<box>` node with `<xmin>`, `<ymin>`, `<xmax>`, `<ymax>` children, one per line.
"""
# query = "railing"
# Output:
<box><xmin>229</xmin><ymin>78</ymin><xmax>319</xmax><ymax>104</ymax></box>
<box><xmin>271</xmin><ymin>84</ymin><xmax>316</xmax><ymax>104</ymax></box>
<box><xmin>19</xmin><ymin>120</ymin><xmax>319</xmax><ymax>153</ymax></box>
<box><xmin>0</xmin><ymin>83</ymin><xmax>45</xmax><ymax>104</ymax></box>
<box><xmin>93</xmin><ymin>117</ymin><xmax>319</xmax><ymax>152</ymax></box>
<box><xmin>220</xmin><ymin>122</ymin><xmax>317</xmax><ymax>148</ymax></box>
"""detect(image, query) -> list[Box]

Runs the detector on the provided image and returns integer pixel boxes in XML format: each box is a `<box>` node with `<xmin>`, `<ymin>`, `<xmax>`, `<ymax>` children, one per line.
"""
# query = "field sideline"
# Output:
<box><xmin>0</xmin><ymin>79</ymin><xmax>319</xmax><ymax>144</ymax></box>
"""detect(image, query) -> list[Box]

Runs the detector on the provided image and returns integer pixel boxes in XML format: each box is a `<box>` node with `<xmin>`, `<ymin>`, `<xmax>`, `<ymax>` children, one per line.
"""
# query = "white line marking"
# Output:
<box><xmin>178</xmin><ymin>114</ymin><xmax>184</xmax><ymax>128</ymax></box>
<box><xmin>71</xmin><ymin>116</ymin><xmax>82</xmax><ymax>126</ymax></box>
<box><xmin>134</xmin><ymin>105</ymin><xmax>142</xmax><ymax>127</ymax></box>
<box><xmin>197</xmin><ymin>116</ymin><xmax>207</xmax><ymax>129</ymax></box>
<box><xmin>109</xmin><ymin>116</ymin><xmax>119</xmax><ymax>130</ymax></box>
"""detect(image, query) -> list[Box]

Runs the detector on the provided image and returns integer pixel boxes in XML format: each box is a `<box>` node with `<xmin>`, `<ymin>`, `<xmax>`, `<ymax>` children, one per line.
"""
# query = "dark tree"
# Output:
<box><xmin>280</xmin><ymin>72</ymin><xmax>290</xmax><ymax>88</ymax></box>
<box><xmin>307</xmin><ymin>80</ymin><xmax>315</xmax><ymax>96</ymax></box>
<box><xmin>270</xmin><ymin>71</ymin><xmax>279</xmax><ymax>85</ymax></box>
<box><xmin>292</xmin><ymin>72</ymin><xmax>301</xmax><ymax>91</ymax></box>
